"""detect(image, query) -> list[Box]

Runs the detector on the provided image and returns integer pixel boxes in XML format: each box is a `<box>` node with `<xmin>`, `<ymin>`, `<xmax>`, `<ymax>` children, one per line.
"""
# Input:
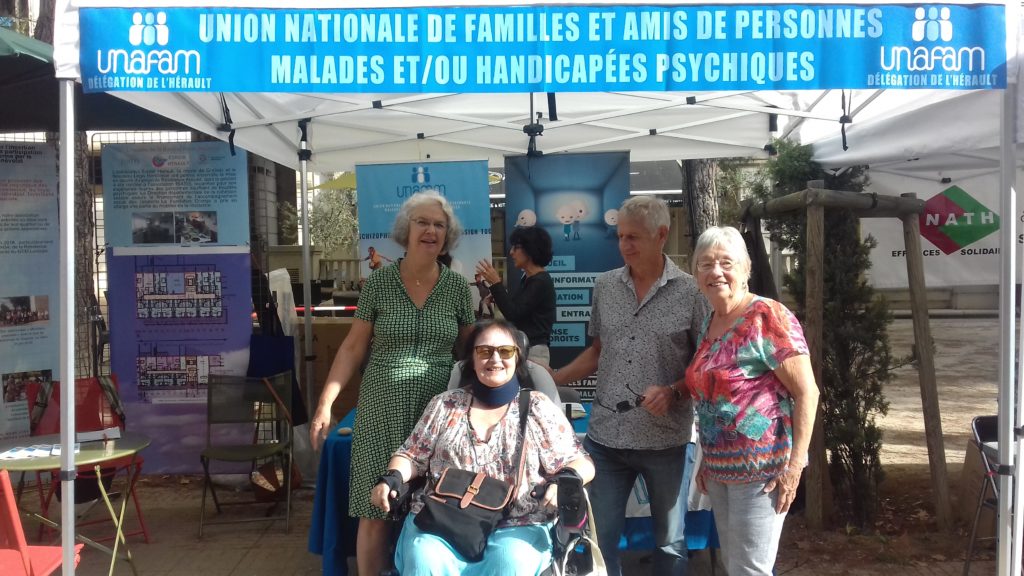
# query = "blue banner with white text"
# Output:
<box><xmin>78</xmin><ymin>4</ymin><xmax>1006</xmax><ymax>93</ymax></box>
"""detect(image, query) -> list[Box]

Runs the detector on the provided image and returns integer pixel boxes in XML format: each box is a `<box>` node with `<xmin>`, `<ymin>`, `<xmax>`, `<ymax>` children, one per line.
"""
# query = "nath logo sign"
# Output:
<box><xmin>919</xmin><ymin>186</ymin><xmax>998</xmax><ymax>254</ymax></box>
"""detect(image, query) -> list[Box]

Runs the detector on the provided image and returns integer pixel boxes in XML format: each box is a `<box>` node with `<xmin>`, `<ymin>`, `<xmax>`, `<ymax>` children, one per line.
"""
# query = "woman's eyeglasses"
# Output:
<box><xmin>474</xmin><ymin>345</ymin><xmax>518</xmax><ymax>360</ymax></box>
<box><xmin>595</xmin><ymin>384</ymin><xmax>646</xmax><ymax>414</ymax></box>
<box><xmin>412</xmin><ymin>218</ymin><xmax>448</xmax><ymax>232</ymax></box>
<box><xmin>696</xmin><ymin>258</ymin><xmax>735</xmax><ymax>273</ymax></box>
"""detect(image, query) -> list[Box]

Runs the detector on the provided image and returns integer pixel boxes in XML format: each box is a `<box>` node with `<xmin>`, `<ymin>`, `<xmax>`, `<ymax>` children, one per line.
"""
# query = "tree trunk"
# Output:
<box><xmin>681</xmin><ymin>159</ymin><xmax>719</xmax><ymax>252</ymax></box>
<box><xmin>35</xmin><ymin>0</ymin><xmax>98</xmax><ymax>376</ymax></box>
<box><xmin>33</xmin><ymin>0</ymin><xmax>54</xmax><ymax>40</ymax></box>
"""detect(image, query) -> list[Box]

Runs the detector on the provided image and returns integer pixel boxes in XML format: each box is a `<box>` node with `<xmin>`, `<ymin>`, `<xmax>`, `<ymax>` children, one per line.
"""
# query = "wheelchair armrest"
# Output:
<box><xmin>388</xmin><ymin>475</ymin><xmax>426</xmax><ymax>518</ymax></box>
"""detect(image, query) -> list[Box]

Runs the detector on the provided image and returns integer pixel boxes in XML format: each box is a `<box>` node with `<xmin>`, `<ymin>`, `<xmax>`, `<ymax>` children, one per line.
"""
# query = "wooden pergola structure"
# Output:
<box><xmin>745</xmin><ymin>180</ymin><xmax>952</xmax><ymax>532</ymax></box>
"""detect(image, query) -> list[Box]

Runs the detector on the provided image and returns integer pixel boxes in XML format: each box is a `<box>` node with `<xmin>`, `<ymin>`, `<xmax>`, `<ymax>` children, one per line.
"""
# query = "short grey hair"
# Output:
<box><xmin>618</xmin><ymin>196</ymin><xmax>670</xmax><ymax>236</ymax></box>
<box><xmin>692</xmin><ymin>226</ymin><xmax>752</xmax><ymax>279</ymax></box>
<box><xmin>392</xmin><ymin>190</ymin><xmax>462</xmax><ymax>254</ymax></box>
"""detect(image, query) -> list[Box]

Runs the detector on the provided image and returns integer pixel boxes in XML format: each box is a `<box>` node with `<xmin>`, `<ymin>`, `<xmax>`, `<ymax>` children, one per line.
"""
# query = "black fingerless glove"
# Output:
<box><xmin>375</xmin><ymin>469</ymin><xmax>408</xmax><ymax>502</ymax></box>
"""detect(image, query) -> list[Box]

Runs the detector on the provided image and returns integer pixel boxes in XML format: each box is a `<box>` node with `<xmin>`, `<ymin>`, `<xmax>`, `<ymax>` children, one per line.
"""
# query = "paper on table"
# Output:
<box><xmin>0</xmin><ymin>445</ymin><xmax>54</xmax><ymax>459</ymax></box>
<box><xmin>50</xmin><ymin>443</ymin><xmax>81</xmax><ymax>456</ymax></box>
<box><xmin>76</xmin><ymin>426</ymin><xmax>122</xmax><ymax>443</ymax></box>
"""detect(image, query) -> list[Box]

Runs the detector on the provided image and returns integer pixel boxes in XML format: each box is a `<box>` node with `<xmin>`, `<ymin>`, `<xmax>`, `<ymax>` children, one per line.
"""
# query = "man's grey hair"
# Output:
<box><xmin>618</xmin><ymin>196</ymin><xmax>670</xmax><ymax>236</ymax></box>
<box><xmin>391</xmin><ymin>190</ymin><xmax>462</xmax><ymax>253</ymax></box>
<box><xmin>692</xmin><ymin>226</ymin><xmax>752</xmax><ymax>279</ymax></box>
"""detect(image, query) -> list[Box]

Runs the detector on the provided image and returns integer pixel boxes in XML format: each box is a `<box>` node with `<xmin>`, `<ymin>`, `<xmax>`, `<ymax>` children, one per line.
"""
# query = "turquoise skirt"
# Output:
<box><xmin>395</xmin><ymin>514</ymin><xmax>554</xmax><ymax>576</ymax></box>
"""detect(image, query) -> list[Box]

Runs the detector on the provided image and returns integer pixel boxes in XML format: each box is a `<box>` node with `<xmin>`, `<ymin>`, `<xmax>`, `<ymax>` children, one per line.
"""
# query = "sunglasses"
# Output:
<box><xmin>595</xmin><ymin>384</ymin><xmax>646</xmax><ymax>414</ymax></box>
<box><xmin>474</xmin><ymin>345</ymin><xmax>518</xmax><ymax>360</ymax></box>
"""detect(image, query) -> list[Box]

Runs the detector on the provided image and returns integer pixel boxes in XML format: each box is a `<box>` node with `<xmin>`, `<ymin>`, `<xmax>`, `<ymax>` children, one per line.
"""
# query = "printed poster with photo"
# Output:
<box><xmin>102</xmin><ymin>141</ymin><xmax>253</xmax><ymax>472</ymax></box>
<box><xmin>504</xmin><ymin>152</ymin><xmax>630</xmax><ymax>399</ymax></box>
<box><xmin>355</xmin><ymin>160</ymin><xmax>492</xmax><ymax>310</ymax></box>
<box><xmin>101</xmin><ymin>141</ymin><xmax>248</xmax><ymax>247</ymax></box>
<box><xmin>0</xmin><ymin>142</ymin><xmax>59</xmax><ymax>439</ymax></box>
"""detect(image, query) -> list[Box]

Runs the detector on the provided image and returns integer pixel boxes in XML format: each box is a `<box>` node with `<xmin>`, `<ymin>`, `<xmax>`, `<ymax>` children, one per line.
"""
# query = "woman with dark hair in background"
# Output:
<box><xmin>475</xmin><ymin>226</ymin><xmax>557</xmax><ymax>366</ymax></box>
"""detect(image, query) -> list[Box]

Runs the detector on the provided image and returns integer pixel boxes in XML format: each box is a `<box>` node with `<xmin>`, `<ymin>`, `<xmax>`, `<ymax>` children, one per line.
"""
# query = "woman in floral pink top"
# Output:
<box><xmin>371</xmin><ymin>319</ymin><xmax>594</xmax><ymax>575</ymax></box>
<box><xmin>682</xmin><ymin>227</ymin><xmax>820</xmax><ymax>576</ymax></box>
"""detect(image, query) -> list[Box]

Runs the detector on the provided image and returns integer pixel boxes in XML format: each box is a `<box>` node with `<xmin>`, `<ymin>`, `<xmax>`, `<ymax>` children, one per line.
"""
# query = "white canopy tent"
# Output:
<box><xmin>49</xmin><ymin>1</ymin><xmax>1019</xmax><ymax>574</ymax></box>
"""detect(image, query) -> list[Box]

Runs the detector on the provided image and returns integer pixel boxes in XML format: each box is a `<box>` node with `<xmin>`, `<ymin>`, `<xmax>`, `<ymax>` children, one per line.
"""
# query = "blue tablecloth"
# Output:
<box><xmin>308</xmin><ymin>411</ymin><xmax>359</xmax><ymax>576</ymax></box>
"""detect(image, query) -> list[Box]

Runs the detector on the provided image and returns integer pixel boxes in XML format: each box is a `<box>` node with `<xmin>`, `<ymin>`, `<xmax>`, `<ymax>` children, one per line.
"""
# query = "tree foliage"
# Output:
<box><xmin>749</xmin><ymin>139</ymin><xmax>893</xmax><ymax>528</ymax></box>
<box><xmin>308</xmin><ymin>187</ymin><xmax>358</xmax><ymax>256</ymax></box>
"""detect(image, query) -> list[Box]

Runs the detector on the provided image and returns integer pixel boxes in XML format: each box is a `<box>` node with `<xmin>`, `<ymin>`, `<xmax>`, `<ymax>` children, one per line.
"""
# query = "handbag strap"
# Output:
<box><xmin>261</xmin><ymin>376</ymin><xmax>293</xmax><ymax>426</ymax></box>
<box><xmin>507</xmin><ymin>389</ymin><xmax>531</xmax><ymax>508</ymax></box>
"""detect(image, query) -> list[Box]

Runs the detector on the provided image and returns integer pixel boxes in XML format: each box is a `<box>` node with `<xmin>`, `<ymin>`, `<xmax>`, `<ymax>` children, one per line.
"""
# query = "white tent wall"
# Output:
<box><xmin>49</xmin><ymin>1</ymin><xmax>1021</xmax><ymax>574</ymax></box>
<box><xmin>858</xmin><ymin>167</ymin><xmax>1024</xmax><ymax>289</ymax></box>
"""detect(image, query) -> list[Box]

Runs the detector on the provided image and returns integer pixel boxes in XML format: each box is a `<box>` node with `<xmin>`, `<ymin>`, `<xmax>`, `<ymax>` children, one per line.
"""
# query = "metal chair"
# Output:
<box><xmin>199</xmin><ymin>371</ymin><xmax>294</xmax><ymax>537</ymax></box>
<box><xmin>963</xmin><ymin>415</ymin><xmax>999</xmax><ymax>576</ymax></box>
<box><xmin>31</xmin><ymin>376</ymin><xmax>150</xmax><ymax>544</ymax></box>
<box><xmin>1</xmin><ymin>469</ymin><xmax>83</xmax><ymax>576</ymax></box>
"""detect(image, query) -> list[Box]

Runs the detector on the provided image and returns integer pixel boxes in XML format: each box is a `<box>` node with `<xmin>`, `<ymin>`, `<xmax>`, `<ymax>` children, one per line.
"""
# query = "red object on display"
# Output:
<box><xmin>28</xmin><ymin>376</ymin><xmax>150</xmax><ymax>544</ymax></box>
<box><xmin>0</xmin><ymin>469</ymin><xmax>83</xmax><ymax>576</ymax></box>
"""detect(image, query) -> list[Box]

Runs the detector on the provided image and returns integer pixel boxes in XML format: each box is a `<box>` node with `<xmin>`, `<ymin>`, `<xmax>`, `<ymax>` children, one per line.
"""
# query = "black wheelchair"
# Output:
<box><xmin>380</xmin><ymin>473</ymin><xmax>603</xmax><ymax>576</ymax></box>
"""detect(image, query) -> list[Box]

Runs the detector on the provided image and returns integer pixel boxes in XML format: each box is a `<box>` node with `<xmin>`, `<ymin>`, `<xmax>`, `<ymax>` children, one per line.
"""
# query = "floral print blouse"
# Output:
<box><xmin>395</xmin><ymin>388</ymin><xmax>585</xmax><ymax>527</ymax></box>
<box><xmin>685</xmin><ymin>296</ymin><xmax>809</xmax><ymax>484</ymax></box>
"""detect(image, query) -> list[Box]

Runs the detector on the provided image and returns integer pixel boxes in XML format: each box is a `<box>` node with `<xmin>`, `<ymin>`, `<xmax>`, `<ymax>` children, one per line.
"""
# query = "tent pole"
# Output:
<box><xmin>999</xmin><ymin>1</ymin><xmax>1021</xmax><ymax>574</ymax></box>
<box><xmin>298</xmin><ymin>120</ymin><xmax>315</xmax><ymax>426</ymax></box>
<box><xmin>58</xmin><ymin>77</ymin><xmax>78</xmax><ymax>576</ymax></box>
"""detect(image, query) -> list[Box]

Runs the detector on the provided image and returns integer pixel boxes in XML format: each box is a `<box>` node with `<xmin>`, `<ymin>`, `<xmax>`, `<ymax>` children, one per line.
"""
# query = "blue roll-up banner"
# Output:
<box><xmin>354</xmin><ymin>160</ymin><xmax>491</xmax><ymax>309</ymax></box>
<box><xmin>78</xmin><ymin>4</ymin><xmax>1005</xmax><ymax>93</ymax></box>
<box><xmin>504</xmin><ymin>152</ymin><xmax>629</xmax><ymax>400</ymax></box>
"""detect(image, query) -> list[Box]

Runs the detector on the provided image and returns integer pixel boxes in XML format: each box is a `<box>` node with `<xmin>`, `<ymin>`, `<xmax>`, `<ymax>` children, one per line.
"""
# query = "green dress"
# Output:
<box><xmin>348</xmin><ymin>261</ymin><xmax>474</xmax><ymax>519</ymax></box>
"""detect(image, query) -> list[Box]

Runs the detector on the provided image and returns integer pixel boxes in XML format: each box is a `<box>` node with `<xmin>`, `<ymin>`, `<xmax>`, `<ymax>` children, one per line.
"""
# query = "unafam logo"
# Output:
<box><xmin>129</xmin><ymin>12</ymin><xmax>169</xmax><ymax>47</ymax></box>
<box><xmin>92</xmin><ymin>11</ymin><xmax>200</xmax><ymax>78</ymax></box>
<box><xmin>879</xmin><ymin>5</ymin><xmax>985</xmax><ymax>75</ymax></box>
<box><xmin>919</xmin><ymin>186</ymin><xmax>998</xmax><ymax>255</ymax></box>
<box><xmin>911</xmin><ymin>7</ymin><xmax>953</xmax><ymax>42</ymax></box>
<box><xmin>396</xmin><ymin>166</ymin><xmax>446</xmax><ymax>198</ymax></box>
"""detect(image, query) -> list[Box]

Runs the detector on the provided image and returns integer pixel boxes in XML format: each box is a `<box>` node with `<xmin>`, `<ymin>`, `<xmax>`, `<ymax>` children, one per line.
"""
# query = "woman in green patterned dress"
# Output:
<box><xmin>310</xmin><ymin>190</ymin><xmax>475</xmax><ymax>576</ymax></box>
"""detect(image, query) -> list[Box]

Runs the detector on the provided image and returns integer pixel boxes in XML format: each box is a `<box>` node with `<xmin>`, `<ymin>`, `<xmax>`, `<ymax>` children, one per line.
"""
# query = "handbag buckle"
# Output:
<box><xmin>460</xmin><ymin>472</ymin><xmax>487</xmax><ymax>508</ymax></box>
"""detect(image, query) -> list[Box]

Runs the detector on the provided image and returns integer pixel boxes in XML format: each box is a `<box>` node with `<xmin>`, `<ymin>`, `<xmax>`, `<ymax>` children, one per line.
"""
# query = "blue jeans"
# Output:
<box><xmin>705</xmin><ymin>479</ymin><xmax>787</xmax><ymax>576</ymax></box>
<box><xmin>583</xmin><ymin>436</ymin><xmax>690</xmax><ymax>576</ymax></box>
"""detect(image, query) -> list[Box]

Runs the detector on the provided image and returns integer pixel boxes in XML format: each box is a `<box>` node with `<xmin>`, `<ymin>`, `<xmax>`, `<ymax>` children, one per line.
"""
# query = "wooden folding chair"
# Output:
<box><xmin>0</xmin><ymin>469</ymin><xmax>83</xmax><ymax>576</ymax></box>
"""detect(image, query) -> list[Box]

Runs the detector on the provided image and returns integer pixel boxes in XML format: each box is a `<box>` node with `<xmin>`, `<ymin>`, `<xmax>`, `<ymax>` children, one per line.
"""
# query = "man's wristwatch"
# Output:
<box><xmin>672</xmin><ymin>387</ymin><xmax>684</xmax><ymax>402</ymax></box>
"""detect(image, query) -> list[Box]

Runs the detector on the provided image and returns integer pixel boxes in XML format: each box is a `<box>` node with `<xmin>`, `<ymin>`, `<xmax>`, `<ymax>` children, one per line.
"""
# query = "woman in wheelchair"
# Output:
<box><xmin>371</xmin><ymin>319</ymin><xmax>594</xmax><ymax>575</ymax></box>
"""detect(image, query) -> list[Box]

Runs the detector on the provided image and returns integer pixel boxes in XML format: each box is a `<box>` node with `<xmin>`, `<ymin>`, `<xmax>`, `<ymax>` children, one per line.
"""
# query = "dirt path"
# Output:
<box><xmin>774</xmin><ymin>316</ymin><xmax>1003</xmax><ymax>575</ymax></box>
<box><xmin>882</xmin><ymin>316</ymin><xmax>1000</xmax><ymax>469</ymax></box>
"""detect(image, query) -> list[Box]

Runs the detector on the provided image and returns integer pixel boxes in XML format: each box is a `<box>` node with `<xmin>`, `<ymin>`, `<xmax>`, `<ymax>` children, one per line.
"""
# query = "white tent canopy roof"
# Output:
<box><xmin>108</xmin><ymin>90</ymin><xmax>778</xmax><ymax>171</ymax></box>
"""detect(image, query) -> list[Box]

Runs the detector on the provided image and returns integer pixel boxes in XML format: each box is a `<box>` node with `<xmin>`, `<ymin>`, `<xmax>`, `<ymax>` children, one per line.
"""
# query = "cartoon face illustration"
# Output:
<box><xmin>516</xmin><ymin>209</ymin><xmax>537</xmax><ymax>227</ymax></box>
<box><xmin>604</xmin><ymin>209</ymin><xmax>619</xmax><ymax>226</ymax></box>
<box><xmin>570</xmin><ymin>200</ymin><xmax>590</xmax><ymax>222</ymax></box>
<box><xmin>556</xmin><ymin>204</ymin><xmax>576</xmax><ymax>225</ymax></box>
